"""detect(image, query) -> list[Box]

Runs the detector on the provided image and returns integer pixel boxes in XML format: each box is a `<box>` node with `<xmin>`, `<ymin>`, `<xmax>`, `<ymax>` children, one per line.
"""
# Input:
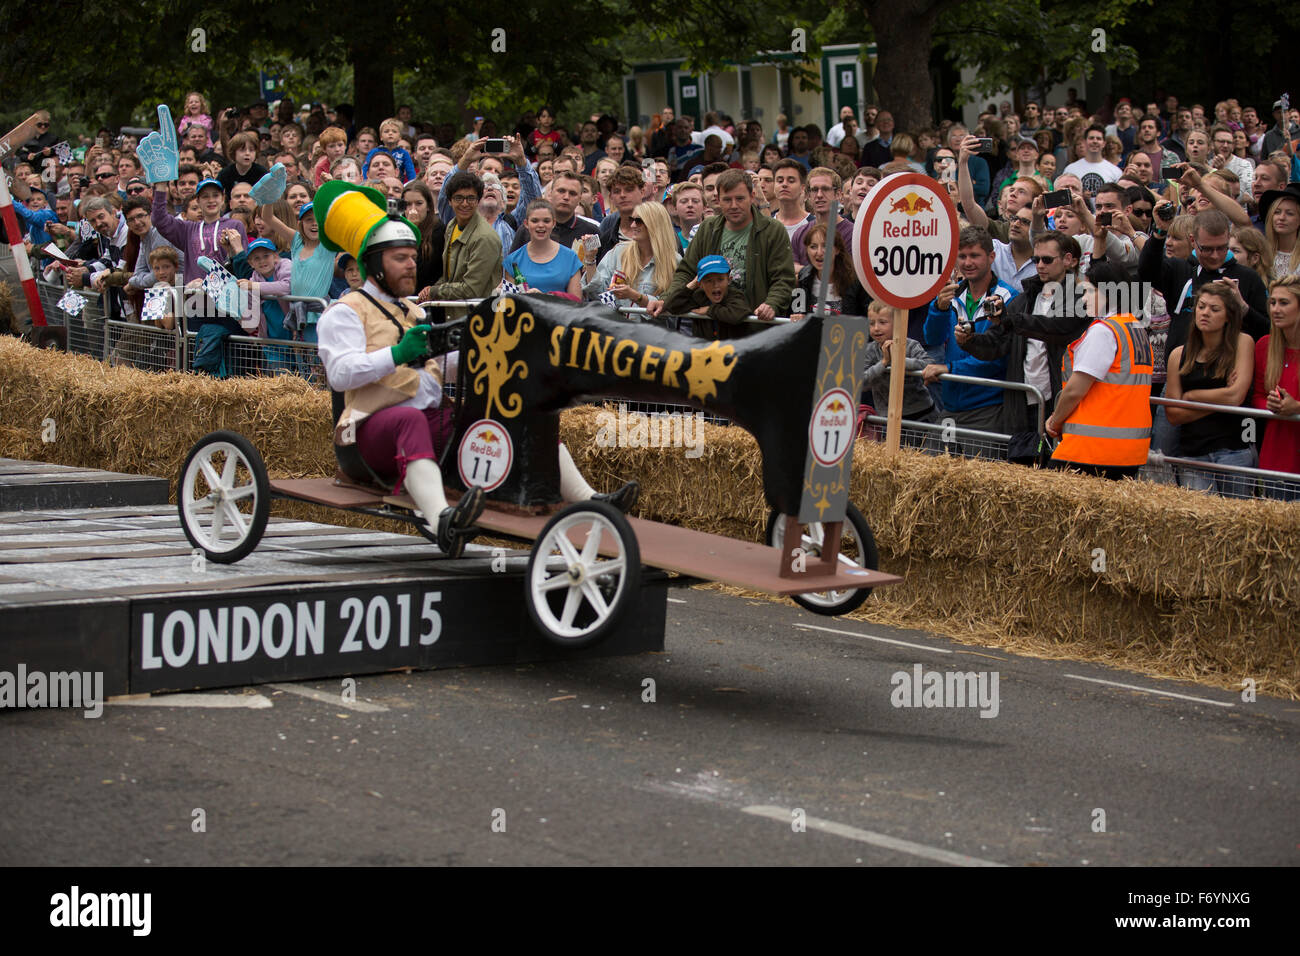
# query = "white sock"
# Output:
<box><xmin>403</xmin><ymin>457</ymin><xmax>449</xmax><ymax>520</ymax></box>
<box><xmin>557</xmin><ymin>442</ymin><xmax>596</xmax><ymax>501</ymax></box>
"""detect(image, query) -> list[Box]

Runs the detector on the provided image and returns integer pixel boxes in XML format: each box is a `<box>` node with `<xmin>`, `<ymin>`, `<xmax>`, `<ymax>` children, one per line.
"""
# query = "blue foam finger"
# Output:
<box><xmin>250</xmin><ymin>163</ymin><xmax>287</xmax><ymax>205</ymax></box>
<box><xmin>157</xmin><ymin>104</ymin><xmax>178</xmax><ymax>154</ymax></box>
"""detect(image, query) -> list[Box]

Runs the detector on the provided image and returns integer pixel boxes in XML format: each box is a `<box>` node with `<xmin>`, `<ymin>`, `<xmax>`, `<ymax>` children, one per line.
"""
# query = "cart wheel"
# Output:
<box><xmin>526</xmin><ymin>501</ymin><xmax>641</xmax><ymax>648</ymax></box>
<box><xmin>766</xmin><ymin>503</ymin><xmax>878</xmax><ymax>616</ymax></box>
<box><xmin>178</xmin><ymin>431</ymin><xmax>271</xmax><ymax>564</ymax></box>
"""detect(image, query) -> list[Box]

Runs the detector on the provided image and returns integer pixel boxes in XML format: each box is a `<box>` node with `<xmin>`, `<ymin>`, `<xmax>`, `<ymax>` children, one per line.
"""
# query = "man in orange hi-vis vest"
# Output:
<box><xmin>1045</xmin><ymin>263</ymin><xmax>1154</xmax><ymax>480</ymax></box>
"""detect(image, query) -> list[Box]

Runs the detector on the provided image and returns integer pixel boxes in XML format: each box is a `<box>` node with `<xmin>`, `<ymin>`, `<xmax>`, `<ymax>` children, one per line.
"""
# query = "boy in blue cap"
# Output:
<box><xmin>663</xmin><ymin>253</ymin><xmax>752</xmax><ymax>338</ymax></box>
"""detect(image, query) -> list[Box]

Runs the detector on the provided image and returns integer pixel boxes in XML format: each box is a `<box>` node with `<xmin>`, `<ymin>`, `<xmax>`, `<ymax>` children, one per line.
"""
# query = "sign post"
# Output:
<box><xmin>851</xmin><ymin>172</ymin><xmax>958</xmax><ymax>452</ymax></box>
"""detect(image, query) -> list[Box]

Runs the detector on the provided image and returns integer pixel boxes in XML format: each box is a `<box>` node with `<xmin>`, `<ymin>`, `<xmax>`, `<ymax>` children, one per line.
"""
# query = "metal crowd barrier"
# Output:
<box><xmin>1143</xmin><ymin>396</ymin><xmax>1300</xmax><ymax>500</ymax></box>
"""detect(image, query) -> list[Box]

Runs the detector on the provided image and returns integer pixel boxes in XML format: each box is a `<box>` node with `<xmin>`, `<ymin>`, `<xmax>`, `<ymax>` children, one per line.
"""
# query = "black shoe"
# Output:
<box><xmin>592</xmin><ymin>480</ymin><xmax>639</xmax><ymax>514</ymax></box>
<box><xmin>436</xmin><ymin>486</ymin><xmax>486</xmax><ymax>557</ymax></box>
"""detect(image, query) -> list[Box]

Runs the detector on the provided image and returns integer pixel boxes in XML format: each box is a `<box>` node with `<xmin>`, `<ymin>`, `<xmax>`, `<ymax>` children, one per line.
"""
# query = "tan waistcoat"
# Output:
<box><xmin>336</xmin><ymin>290</ymin><xmax>442</xmax><ymax>442</ymax></box>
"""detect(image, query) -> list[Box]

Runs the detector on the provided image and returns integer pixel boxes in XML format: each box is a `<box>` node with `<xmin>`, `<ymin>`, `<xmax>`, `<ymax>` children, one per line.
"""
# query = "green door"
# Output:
<box><xmin>675</xmin><ymin>72</ymin><xmax>702</xmax><ymax>127</ymax></box>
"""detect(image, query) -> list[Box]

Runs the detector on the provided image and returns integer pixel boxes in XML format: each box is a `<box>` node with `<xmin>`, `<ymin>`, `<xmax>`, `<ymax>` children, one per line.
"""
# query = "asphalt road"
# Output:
<box><xmin>1</xmin><ymin>586</ymin><xmax>1295</xmax><ymax>866</ymax></box>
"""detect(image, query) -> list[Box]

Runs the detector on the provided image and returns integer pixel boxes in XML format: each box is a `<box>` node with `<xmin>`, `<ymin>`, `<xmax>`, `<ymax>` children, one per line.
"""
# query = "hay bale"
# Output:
<box><xmin>0</xmin><ymin>282</ymin><xmax>16</xmax><ymax>337</ymax></box>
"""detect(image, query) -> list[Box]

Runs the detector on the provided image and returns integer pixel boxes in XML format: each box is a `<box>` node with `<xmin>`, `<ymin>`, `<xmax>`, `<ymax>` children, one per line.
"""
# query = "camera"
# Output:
<box><xmin>974</xmin><ymin>137</ymin><xmax>995</xmax><ymax>152</ymax></box>
<box><xmin>1156</xmin><ymin>202</ymin><xmax>1176</xmax><ymax>222</ymax></box>
<box><xmin>1095</xmin><ymin>212</ymin><xmax>1113</xmax><ymax>226</ymax></box>
<box><xmin>982</xmin><ymin>294</ymin><xmax>1004</xmax><ymax>318</ymax></box>
<box><xmin>78</xmin><ymin>176</ymin><xmax>90</xmax><ymax>189</ymax></box>
<box><xmin>1044</xmin><ymin>189</ymin><xmax>1071</xmax><ymax>210</ymax></box>
<box><xmin>481</xmin><ymin>138</ymin><xmax>508</xmax><ymax>154</ymax></box>
<box><xmin>386</xmin><ymin>197</ymin><xmax>400</xmax><ymax>214</ymax></box>
<box><xmin>958</xmin><ymin>318</ymin><xmax>976</xmax><ymax>335</ymax></box>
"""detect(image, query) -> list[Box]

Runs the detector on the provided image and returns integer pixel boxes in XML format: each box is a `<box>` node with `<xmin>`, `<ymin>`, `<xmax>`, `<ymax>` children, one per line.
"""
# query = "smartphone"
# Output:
<box><xmin>974</xmin><ymin>137</ymin><xmax>995</xmax><ymax>152</ymax></box>
<box><xmin>481</xmin><ymin>138</ymin><xmax>508</xmax><ymax>154</ymax></box>
<box><xmin>1044</xmin><ymin>189</ymin><xmax>1071</xmax><ymax>209</ymax></box>
<box><xmin>1160</xmin><ymin>166</ymin><xmax>1182</xmax><ymax>181</ymax></box>
<box><xmin>1096</xmin><ymin>212</ymin><xmax>1113</xmax><ymax>226</ymax></box>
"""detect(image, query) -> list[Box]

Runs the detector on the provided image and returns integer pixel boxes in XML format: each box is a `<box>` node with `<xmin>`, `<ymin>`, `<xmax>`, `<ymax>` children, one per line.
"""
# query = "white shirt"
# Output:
<box><xmin>1070</xmin><ymin>319</ymin><xmax>1119</xmax><ymax>381</ymax></box>
<box><xmin>992</xmin><ymin>239</ymin><xmax>1036</xmax><ymax>293</ymax></box>
<box><xmin>317</xmin><ymin>279</ymin><xmax>441</xmax><ymax>409</ymax></box>
<box><xmin>1222</xmin><ymin>154</ymin><xmax>1254</xmax><ymax>200</ymax></box>
<box><xmin>1025</xmin><ymin>286</ymin><xmax>1057</xmax><ymax>404</ymax></box>
<box><xmin>826</xmin><ymin>122</ymin><xmax>851</xmax><ymax>147</ymax></box>
<box><xmin>696</xmin><ymin>124</ymin><xmax>735</xmax><ymax>149</ymax></box>
<box><xmin>1061</xmin><ymin>157</ymin><xmax>1123</xmax><ymax>195</ymax></box>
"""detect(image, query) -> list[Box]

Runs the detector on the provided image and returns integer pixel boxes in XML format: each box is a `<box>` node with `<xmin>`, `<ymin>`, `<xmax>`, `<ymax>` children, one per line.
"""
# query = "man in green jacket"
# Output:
<box><xmin>666</xmin><ymin>169</ymin><xmax>795</xmax><ymax>322</ymax></box>
<box><xmin>418</xmin><ymin>171</ymin><xmax>502</xmax><ymax>319</ymax></box>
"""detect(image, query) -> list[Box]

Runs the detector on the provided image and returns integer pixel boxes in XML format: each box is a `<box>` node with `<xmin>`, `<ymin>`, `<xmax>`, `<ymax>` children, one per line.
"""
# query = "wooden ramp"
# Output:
<box><xmin>380</xmin><ymin>489</ymin><xmax>903</xmax><ymax>598</ymax></box>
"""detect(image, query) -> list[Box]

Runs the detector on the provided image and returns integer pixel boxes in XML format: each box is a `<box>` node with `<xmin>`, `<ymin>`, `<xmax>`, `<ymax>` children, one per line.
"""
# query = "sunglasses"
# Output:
<box><xmin>628</xmin><ymin>216</ymin><xmax>644</xmax><ymax>225</ymax></box>
<box><xmin>36</xmin><ymin>123</ymin><xmax>50</xmax><ymax>129</ymax></box>
<box><xmin>95</xmin><ymin>172</ymin><xmax>115</xmax><ymax>180</ymax></box>
<box><xmin>127</xmin><ymin>187</ymin><xmax>147</xmax><ymax>195</ymax></box>
<box><xmin>1031</xmin><ymin>255</ymin><xmax>1057</xmax><ymax>264</ymax></box>
<box><xmin>1013</xmin><ymin>218</ymin><xmax>1033</xmax><ymax>226</ymax></box>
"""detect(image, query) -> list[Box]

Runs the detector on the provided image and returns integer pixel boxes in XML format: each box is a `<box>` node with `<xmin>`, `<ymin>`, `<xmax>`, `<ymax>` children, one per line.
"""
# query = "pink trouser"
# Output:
<box><xmin>356</xmin><ymin>404</ymin><xmax>455</xmax><ymax>491</ymax></box>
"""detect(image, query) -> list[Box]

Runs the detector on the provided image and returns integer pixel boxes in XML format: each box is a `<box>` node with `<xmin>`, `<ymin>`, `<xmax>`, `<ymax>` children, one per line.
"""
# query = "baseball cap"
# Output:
<box><xmin>1015</xmin><ymin>136</ymin><xmax>1040</xmax><ymax>150</ymax></box>
<box><xmin>297</xmin><ymin>201</ymin><xmax>314</xmax><ymax>220</ymax></box>
<box><xmin>246</xmin><ymin>238</ymin><xmax>278</xmax><ymax>255</ymax></box>
<box><xmin>696</xmin><ymin>255</ymin><xmax>731</xmax><ymax>280</ymax></box>
<box><xmin>195</xmin><ymin>178</ymin><xmax>223</xmax><ymax>196</ymax></box>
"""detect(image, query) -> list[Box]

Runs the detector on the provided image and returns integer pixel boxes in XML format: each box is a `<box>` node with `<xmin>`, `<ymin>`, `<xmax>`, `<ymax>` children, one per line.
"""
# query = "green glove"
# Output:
<box><xmin>390</xmin><ymin>324</ymin><xmax>432</xmax><ymax>366</ymax></box>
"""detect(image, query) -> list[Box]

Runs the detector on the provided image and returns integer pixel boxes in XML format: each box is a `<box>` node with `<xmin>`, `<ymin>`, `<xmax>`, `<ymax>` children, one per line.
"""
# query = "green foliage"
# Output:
<box><xmin>935</xmin><ymin>0</ymin><xmax>1142</xmax><ymax>108</ymax></box>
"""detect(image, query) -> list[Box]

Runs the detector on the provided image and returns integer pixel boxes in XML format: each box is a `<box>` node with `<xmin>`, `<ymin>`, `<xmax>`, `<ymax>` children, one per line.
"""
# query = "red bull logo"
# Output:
<box><xmin>826</xmin><ymin>399</ymin><xmax>846</xmax><ymax>412</ymax></box>
<box><xmin>477</xmin><ymin>429</ymin><xmax>501</xmax><ymax>444</ymax></box>
<box><xmin>887</xmin><ymin>192</ymin><xmax>935</xmax><ymax>216</ymax></box>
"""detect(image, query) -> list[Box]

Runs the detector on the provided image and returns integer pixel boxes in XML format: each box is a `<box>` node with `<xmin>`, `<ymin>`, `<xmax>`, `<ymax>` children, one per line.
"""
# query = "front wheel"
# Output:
<box><xmin>766</xmin><ymin>503</ymin><xmax>878</xmax><ymax>616</ymax></box>
<box><xmin>526</xmin><ymin>501</ymin><xmax>641</xmax><ymax>649</ymax></box>
<box><xmin>178</xmin><ymin>431</ymin><xmax>271</xmax><ymax>564</ymax></box>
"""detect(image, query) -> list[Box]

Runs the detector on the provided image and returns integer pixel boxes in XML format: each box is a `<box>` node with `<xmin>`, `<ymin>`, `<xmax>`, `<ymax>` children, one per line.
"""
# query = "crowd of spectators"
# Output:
<box><xmin>3</xmin><ymin>89</ymin><xmax>1298</xmax><ymax>493</ymax></box>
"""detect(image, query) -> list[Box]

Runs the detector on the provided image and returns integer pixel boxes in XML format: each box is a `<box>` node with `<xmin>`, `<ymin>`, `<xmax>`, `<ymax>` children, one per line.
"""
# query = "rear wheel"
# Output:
<box><xmin>766</xmin><ymin>503</ymin><xmax>878</xmax><ymax>616</ymax></box>
<box><xmin>178</xmin><ymin>431</ymin><xmax>270</xmax><ymax>564</ymax></box>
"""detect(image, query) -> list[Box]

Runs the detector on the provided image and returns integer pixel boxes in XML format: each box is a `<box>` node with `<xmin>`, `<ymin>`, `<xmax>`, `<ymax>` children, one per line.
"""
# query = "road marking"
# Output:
<box><xmin>667</xmin><ymin>597</ymin><xmax>687</xmax><ymax>604</ymax></box>
<box><xmin>742</xmin><ymin>805</ymin><xmax>1004</xmax><ymax>867</ymax></box>
<box><xmin>109</xmin><ymin>693</ymin><xmax>272</xmax><ymax>709</ymax></box>
<box><xmin>792</xmin><ymin>622</ymin><xmax>953</xmax><ymax>654</ymax></box>
<box><xmin>1064</xmin><ymin>674</ymin><xmax>1234</xmax><ymax>707</ymax></box>
<box><xmin>268</xmin><ymin>682</ymin><xmax>390</xmax><ymax>712</ymax></box>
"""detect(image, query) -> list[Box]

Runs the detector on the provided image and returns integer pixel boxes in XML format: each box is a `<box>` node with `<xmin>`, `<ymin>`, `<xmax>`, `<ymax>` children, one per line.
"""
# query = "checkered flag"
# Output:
<box><xmin>597</xmin><ymin>289</ymin><xmax>618</xmax><ymax>307</ymax></box>
<box><xmin>53</xmin><ymin>141</ymin><xmax>73</xmax><ymax>164</ymax></box>
<box><xmin>142</xmin><ymin>286</ymin><xmax>170</xmax><ymax>323</ymax></box>
<box><xmin>57</xmin><ymin>288</ymin><xmax>90</xmax><ymax>317</ymax></box>
<box><xmin>498</xmin><ymin>278</ymin><xmax>523</xmax><ymax>297</ymax></box>
<box><xmin>79</xmin><ymin>219</ymin><xmax>96</xmax><ymax>240</ymax></box>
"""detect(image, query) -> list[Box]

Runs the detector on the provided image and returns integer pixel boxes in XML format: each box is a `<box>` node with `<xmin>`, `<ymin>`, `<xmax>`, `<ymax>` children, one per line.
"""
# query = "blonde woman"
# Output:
<box><xmin>1229</xmin><ymin>226</ymin><xmax>1275</xmax><ymax>286</ymax></box>
<box><xmin>1251</xmin><ymin>274</ymin><xmax>1300</xmax><ymax>491</ymax></box>
<box><xmin>1261</xmin><ymin>184</ymin><xmax>1300</xmax><ymax>277</ymax></box>
<box><xmin>582</xmin><ymin>201</ymin><xmax>679</xmax><ymax>316</ymax></box>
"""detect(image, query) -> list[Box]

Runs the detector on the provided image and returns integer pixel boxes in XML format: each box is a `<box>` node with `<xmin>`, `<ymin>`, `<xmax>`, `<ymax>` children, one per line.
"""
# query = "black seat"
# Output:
<box><xmin>331</xmin><ymin>389</ymin><xmax>394</xmax><ymax>491</ymax></box>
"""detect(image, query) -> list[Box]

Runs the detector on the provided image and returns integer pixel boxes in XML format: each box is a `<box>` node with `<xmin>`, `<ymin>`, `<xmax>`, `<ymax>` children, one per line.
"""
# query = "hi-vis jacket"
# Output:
<box><xmin>1052</xmin><ymin>313</ymin><xmax>1153</xmax><ymax>467</ymax></box>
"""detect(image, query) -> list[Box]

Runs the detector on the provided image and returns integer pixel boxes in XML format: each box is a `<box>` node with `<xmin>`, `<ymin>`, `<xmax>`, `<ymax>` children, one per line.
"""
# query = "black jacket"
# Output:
<box><xmin>962</xmin><ymin>274</ymin><xmax>1091</xmax><ymax>432</ymax></box>
<box><xmin>1137</xmin><ymin>236</ymin><xmax>1269</xmax><ymax>354</ymax></box>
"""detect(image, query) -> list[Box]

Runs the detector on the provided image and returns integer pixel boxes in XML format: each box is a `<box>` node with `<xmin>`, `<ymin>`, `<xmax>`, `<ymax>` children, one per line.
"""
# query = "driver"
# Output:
<box><xmin>314</xmin><ymin>181</ymin><xmax>484</xmax><ymax>555</ymax></box>
<box><xmin>314</xmin><ymin>182</ymin><xmax>637</xmax><ymax>557</ymax></box>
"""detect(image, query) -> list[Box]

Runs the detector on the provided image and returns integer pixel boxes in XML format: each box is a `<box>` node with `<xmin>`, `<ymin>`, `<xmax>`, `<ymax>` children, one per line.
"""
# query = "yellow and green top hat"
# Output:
<box><xmin>313</xmin><ymin>181</ymin><xmax>418</xmax><ymax>278</ymax></box>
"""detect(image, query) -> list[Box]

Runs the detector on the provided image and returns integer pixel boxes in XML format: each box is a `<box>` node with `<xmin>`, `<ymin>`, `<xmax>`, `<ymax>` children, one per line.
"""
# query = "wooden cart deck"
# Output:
<box><xmin>270</xmin><ymin>478</ymin><xmax>901</xmax><ymax>597</ymax></box>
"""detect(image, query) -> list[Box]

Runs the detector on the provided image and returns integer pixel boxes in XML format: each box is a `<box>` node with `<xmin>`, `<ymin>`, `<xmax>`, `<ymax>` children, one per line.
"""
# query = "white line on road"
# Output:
<box><xmin>742</xmin><ymin>805</ymin><xmax>1004</xmax><ymax>867</ymax></box>
<box><xmin>1063</xmin><ymin>674</ymin><xmax>1234</xmax><ymax>707</ymax></box>
<box><xmin>109</xmin><ymin>693</ymin><xmax>272</xmax><ymax>709</ymax></box>
<box><xmin>792</xmin><ymin>622</ymin><xmax>953</xmax><ymax>654</ymax></box>
<box><xmin>268</xmin><ymin>683</ymin><xmax>390</xmax><ymax>712</ymax></box>
<box><xmin>667</xmin><ymin>597</ymin><xmax>687</xmax><ymax>604</ymax></box>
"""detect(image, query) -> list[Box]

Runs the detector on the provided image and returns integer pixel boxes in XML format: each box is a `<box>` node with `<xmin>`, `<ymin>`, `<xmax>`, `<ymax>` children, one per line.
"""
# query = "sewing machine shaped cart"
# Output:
<box><xmin>177</xmin><ymin>295</ymin><xmax>900</xmax><ymax>648</ymax></box>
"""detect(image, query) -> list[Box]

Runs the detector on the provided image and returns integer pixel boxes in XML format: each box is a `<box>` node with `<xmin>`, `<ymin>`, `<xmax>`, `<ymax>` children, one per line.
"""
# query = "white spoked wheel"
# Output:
<box><xmin>767</xmin><ymin>503</ymin><xmax>878</xmax><ymax>616</ymax></box>
<box><xmin>526</xmin><ymin>501</ymin><xmax>641</xmax><ymax>648</ymax></box>
<box><xmin>178</xmin><ymin>431</ymin><xmax>270</xmax><ymax>564</ymax></box>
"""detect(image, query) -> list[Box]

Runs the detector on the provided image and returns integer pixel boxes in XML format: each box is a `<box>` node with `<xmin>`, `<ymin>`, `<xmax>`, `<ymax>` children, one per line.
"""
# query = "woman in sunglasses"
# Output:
<box><xmin>581</xmin><ymin>201</ymin><xmax>678</xmax><ymax>315</ymax></box>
